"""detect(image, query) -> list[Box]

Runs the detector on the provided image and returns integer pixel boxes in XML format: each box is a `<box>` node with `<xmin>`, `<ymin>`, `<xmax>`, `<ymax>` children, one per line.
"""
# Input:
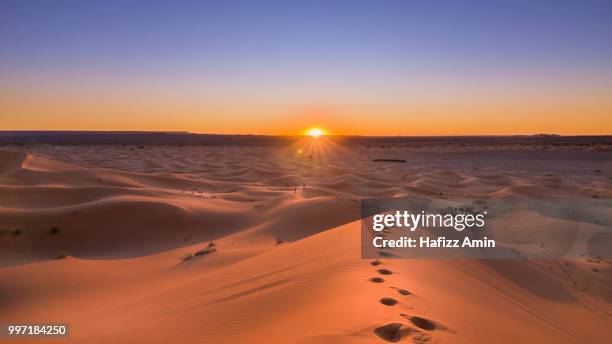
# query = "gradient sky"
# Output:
<box><xmin>1</xmin><ymin>0</ymin><xmax>611</xmax><ymax>135</ymax></box>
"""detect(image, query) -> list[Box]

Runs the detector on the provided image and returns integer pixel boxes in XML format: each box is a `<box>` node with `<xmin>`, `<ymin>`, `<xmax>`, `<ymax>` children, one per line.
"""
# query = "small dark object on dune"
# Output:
<box><xmin>276</xmin><ymin>238</ymin><xmax>284</xmax><ymax>245</ymax></box>
<box><xmin>371</xmin><ymin>260</ymin><xmax>382</xmax><ymax>266</ymax></box>
<box><xmin>13</xmin><ymin>229</ymin><xmax>22</xmax><ymax>236</ymax></box>
<box><xmin>370</xmin><ymin>277</ymin><xmax>384</xmax><ymax>283</ymax></box>
<box><xmin>182</xmin><ymin>253</ymin><xmax>194</xmax><ymax>261</ymax></box>
<box><xmin>208</xmin><ymin>242</ymin><xmax>216</xmax><ymax>247</ymax></box>
<box><xmin>50</xmin><ymin>227</ymin><xmax>60</xmax><ymax>235</ymax></box>
<box><xmin>372</xmin><ymin>159</ymin><xmax>407</xmax><ymax>163</ymax></box>
<box><xmin>55</xmin><ymin>252</ymin><xmax>69</xmax><ymax>260</ymax></box>
<box><xmin>195</xmin><ymin>247</ymin><xmax>216</xmax><ymax>256</ymax></box>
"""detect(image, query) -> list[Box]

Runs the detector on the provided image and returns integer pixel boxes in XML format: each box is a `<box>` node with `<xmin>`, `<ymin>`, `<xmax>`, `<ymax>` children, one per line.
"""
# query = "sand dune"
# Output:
<box><xmin>0</xmin><ymin>144</ymin><xmax>610</xmax><ymax>343</ymax></box>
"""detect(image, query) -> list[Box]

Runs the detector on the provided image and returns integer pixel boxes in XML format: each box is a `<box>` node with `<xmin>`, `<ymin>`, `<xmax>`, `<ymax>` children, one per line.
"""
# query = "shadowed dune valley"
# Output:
<box><xmin>0</xmin><ymin>138</ymin><xmax>611</xmax><ymax>343</ymax></box>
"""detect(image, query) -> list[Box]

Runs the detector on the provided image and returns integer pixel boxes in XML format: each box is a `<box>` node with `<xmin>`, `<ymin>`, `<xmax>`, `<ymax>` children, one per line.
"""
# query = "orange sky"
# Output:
<box><xmin>1</xmin><ymin>74</ymin><xmax>611</xmax><ymax>135</ymax></box>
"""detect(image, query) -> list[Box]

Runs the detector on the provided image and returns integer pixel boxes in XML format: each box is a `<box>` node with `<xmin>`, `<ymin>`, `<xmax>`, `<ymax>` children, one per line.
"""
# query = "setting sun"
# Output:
<box><xmin>306</xmin><ymin>128</ymin><xmax>325</xmax><ymax>137</ymax></box>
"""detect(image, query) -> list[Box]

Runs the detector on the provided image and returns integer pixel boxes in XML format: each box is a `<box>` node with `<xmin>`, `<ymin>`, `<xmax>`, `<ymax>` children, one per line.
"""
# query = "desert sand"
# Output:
<box><xmin>1</xmin><ymin>140</ymin><xmax>611</xmax><ymax>343</ymax></box>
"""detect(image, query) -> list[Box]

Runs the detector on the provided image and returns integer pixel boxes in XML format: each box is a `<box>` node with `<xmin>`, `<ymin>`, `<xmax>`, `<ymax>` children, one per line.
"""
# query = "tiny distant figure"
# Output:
<box><xmin>302</xmin><ymin>183</ymin><xmax>306</xmax><ymax>191</ymax></box>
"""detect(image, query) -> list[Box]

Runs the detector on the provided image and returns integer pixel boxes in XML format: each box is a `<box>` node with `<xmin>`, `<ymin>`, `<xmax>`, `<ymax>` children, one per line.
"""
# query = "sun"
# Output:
<box><xmin>306</xmin><ymin>128</ymin><xmax>325</xmax><ymax>137</ymax></box>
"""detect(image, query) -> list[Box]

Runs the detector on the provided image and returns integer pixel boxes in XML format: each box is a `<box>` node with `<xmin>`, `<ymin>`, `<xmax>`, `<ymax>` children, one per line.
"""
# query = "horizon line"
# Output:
<box><xmin>1</xmin><ymin>130</ymin><xmax>611</xmax><ymax>138</ymax></box>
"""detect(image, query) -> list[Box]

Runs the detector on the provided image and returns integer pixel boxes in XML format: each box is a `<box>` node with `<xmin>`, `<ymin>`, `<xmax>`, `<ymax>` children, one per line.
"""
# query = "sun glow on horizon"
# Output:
<box><xmin>306</xmin><ymin>128</ymin><xmax>325</xmax><ymax>137</ymax></box>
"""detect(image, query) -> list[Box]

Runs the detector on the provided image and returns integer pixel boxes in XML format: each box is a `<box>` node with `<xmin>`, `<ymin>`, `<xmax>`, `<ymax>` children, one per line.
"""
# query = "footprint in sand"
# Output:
<box><xmin>380</xmin><ymin>297</ymin><xmax>398</xmax><ymax>306</ymax></box>
<box><xmin>412</xmin><ymin>332</ymin><xmax>433</xmax><ymax>344</ymax></box>
<box><xmin>391</xmin><ymin>287</ymin><xmax>411</xmax><ymax>295</ymax></box>
<box><xmin>377</xmin><ymin>268</ymin><xmax>393</xmax><ymax>275</ymax></box>
<box><xmin>370</xmin><ymin>277</ymin><xmax>385</xmax><ymax>283</ymax></box>
<box><xmin>374</xmin><ymin>323</ymin><xmax>427</xmax><ymax>343</ymax></box>
<box><xmin>400</xmin><ymin>314</ymin><xmax>448</xmax><ymax>332</ymax></box>
<box><xmin>374</xmin><ymin>323</ymin><xmax>410</xmax><ymax>342</ymax></box>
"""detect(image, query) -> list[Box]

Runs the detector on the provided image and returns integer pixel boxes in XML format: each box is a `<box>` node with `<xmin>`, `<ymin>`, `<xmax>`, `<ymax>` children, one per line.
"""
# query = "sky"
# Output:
<box><xmin>1</xmin><ymin>0</ymin><xmax>611</xmax><ymax>135</ymax></box>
